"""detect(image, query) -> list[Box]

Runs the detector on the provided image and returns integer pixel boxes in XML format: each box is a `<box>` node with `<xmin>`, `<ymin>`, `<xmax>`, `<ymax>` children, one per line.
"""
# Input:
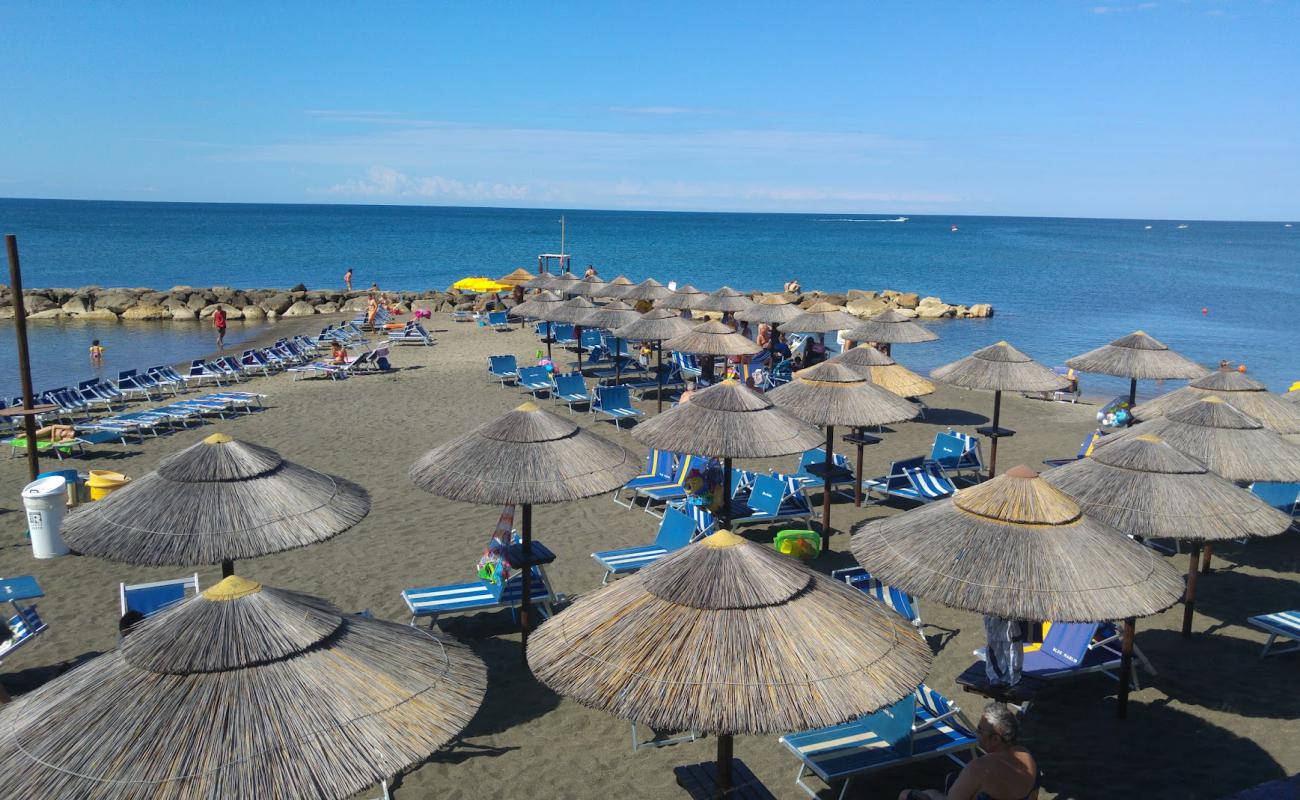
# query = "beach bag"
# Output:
<box><xmin>476</xmin><ymin>505</ymin><xmax>516</xmax><ymax>595</ymax></box>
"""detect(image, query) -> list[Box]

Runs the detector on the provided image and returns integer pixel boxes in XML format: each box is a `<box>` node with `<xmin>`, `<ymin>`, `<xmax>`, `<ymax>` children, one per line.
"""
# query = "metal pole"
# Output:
<box><xmin>520</xmin><ymin>503</ymin><xmax>533</xmax><ymax>659</ymax></box>
<box><xmin>1127</xmin><ymin>378</ymin><xmax>1138</xmax><ymax>427</ymax></box>
<box><xmin>1181</xmin><ymin>543</ymin><xmax>1200</xmax><ymax>637</ymax></box>
<box><xmin>6</xmin><ymin>235</ymin><xmax>40</xmax><ymax>483</ymax></box>
<box><xmin>821</xmin><ymin>426</ymin><xmax>834</xmax><ymax>554</ymax></box>
<box><xmin>656</xmin><ymin>343</ymin><xmax>664</xmax><ymax>413</ymax></box>
<box><xmin>716</xmin><ymin>733</ymin><xmax>733</xmax><ymax>799</ymax></box>
<box><xmin>1117</xmin><ymin>617</ymin><xmax>1136</xmax><ymax>719</ymax></box>
<box><xmin>988</xmin><ymin>391</ymin><xmax>1002</xmax><ymax>479</ymax></box>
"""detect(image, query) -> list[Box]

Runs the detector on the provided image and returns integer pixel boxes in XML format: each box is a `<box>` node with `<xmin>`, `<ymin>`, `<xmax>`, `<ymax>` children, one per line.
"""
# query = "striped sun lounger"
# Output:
<box><xmin>402</xmin><ymin>567</ymin><xmax>556</xmax><ymax>627</ymax></box>
<box><xmin>1248</xmin><ymin>611</ymin><xmax>1300</xmax><ymax>658</ymax></box>
<box><xmin>832</xmin><ymin>567</ymin><xmax>922</xmax><ymax>629</ymax></box>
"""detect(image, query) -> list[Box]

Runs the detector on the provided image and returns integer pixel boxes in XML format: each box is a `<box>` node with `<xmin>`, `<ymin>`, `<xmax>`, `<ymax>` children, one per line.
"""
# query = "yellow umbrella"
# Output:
<box><xmin>452</xmin><ymin>277</ymin><xmax>511</xmax><ymax>292</ymax></box>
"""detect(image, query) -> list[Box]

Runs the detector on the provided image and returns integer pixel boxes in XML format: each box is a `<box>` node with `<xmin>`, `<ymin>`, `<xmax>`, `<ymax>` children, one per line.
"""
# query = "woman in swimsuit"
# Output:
<box><xmin>899</xmin><ymin>703</ymin><xmax>1039</xmax><ymax>800</ymax></box>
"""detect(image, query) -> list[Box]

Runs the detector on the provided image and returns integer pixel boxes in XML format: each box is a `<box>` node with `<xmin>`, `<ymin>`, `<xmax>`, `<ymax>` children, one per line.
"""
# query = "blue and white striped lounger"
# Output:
<box><xmin>832</xmin><ymin>567</ymin><xmax>921</xmax><ymax>629</ymax></box>
<box><xmin>0</xmin><ymin>605</ymin><xmax>47</xmax><ymax>665</ymax></box>
<box><xmin>591</xmin><ymin>507</ymin><xmax>701</xmax><ymax>584</ymax></box>
<box><xmin>862</xmin><ymin>456</ymin><xmax>956</xmax><ymax>505</ymax></box>
<box><xmin>779</xmin><ymin>685</ymin><xmax>976</xmax><ymax>800</ymax></box>
<box><xmin>402</xmin><ymin>567</ymin><xmax>555</xmax><ymax>627</ymax></box>
<box><xmin>1248</xmin><ymin>610</ymin><xmax>1300</xmax><ymax>658</ymax></box>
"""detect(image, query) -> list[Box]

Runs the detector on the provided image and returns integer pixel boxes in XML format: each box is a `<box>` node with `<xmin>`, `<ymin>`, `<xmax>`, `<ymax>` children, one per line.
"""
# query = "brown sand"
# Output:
<box><xmin>1</xmin><ymin>313</ymin><xmax>1295</xmax><ymax>799</ymax></box>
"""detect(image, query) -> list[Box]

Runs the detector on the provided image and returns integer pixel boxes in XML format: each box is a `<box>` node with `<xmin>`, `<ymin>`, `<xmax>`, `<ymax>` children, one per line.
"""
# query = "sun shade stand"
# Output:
<box><xmin>1066</xmin><ymin>331</ymin><xmax>1208</xmax><ymax>428</ymax></box>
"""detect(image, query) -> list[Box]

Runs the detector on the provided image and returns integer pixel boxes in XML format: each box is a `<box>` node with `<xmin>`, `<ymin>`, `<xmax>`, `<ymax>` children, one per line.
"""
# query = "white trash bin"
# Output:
<box><xmin>23</xmin><ymin>475</ymin><xmax>70</xmax><ymax>559</ymax></box>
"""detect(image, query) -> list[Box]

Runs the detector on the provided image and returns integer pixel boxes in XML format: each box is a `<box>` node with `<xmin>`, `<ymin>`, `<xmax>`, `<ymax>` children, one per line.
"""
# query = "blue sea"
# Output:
<box><xmin>1</xmin><ymin>198</ymin><xmax>1297</xmax><ymax>398</ymax></box>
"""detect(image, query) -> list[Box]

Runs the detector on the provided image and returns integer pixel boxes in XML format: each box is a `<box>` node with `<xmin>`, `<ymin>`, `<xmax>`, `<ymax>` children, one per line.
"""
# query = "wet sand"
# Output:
<box><xmin>1</xmin><ymin>312</ymin><xmax>1295</xmax><ymax>799</ymax></box>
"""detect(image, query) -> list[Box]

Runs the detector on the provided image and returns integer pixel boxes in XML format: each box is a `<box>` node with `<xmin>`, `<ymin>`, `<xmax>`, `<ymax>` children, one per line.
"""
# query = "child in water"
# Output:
<box><xmin>89</xmin><ymin>340</ymin><xmax>104</xmax><ymax>365</ymax></box>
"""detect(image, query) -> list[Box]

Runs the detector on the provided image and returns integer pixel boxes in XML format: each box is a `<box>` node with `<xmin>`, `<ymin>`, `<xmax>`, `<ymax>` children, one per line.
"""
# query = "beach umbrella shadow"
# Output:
<box><xmin>914</xmin><ymin>406</ymin><xmax>990</xmax><ymax>427</ymax></box>
<box><xmin>1176</xmin><ymin>566</ymin><xmax>1300</xmax><ymax>627</ymax></box>
<box><xmin>1205</xmin><ymin>532</ymin><xmax>1300</xmax><ymax>575</ymax></box>
<box><xmin>449</xmin><ymin>629</ymin><xmax>563</xmax><ymax>737</ymax></box>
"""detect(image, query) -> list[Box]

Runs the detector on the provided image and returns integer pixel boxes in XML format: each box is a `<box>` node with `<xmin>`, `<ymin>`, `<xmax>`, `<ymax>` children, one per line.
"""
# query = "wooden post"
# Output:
<box><xmin>716</xmin><ymin>733</ymin><xmax>733</xmax><ymax>799</ymax></box>
<box><xmin>987</xmin><ymin>391</ymin><xmax>1002</xmax><ymax>479</ymax></box>
<box><xmin>1200</xmin><ymin>543</ymin><xmax>1214</xmax><ymax>575</ymax></box>
<box><xmin>853</xmin><ymin>432</ymin><xmax>865</xmax><ymax>507</ymax></box>
<box><xmin>821</xmin><ymin>426</ymin><xmax>834</xmax><ymax>554</ymax></box>
<box><xmin>520</xmin><ymin>503</ymin><xmax>533</xmax><ymax>659</ymax></box>
<box><xmin>656</xmin><ymin>343</ymin><xmax>664</xmax><ymax>412</ymax></box>
<box><xmin>614</xmin><ymin>337</ymin><xmax>623</xmax><ymax>384</ymax></box>
<box><xmin>1117</xmin><ymin>617</ymin><xmax>1136</xmax><ymax>719</ymax></box>
<box><xmin>6</xmin><ymin>235</ymin><xmax>41</xmax><ymax>483</ymax></box>
<box><xmin>1181</xmin><ymin>543</ymin><xmax>1201</xmax><ymax>637</ymax></box>
<box><xmin>545</xmin><ymin>322</ymin><xmax>553</xmax><ymax>364</ymax></box>
<box><xmin>575</xmin><ymin>326</ymin><xmax>583</xmax><ymax>373</ymax></box>
<box><xmin>221</xmin><ymin>559</ymin><xmax>234</xmax><ymax>578</ymax></box>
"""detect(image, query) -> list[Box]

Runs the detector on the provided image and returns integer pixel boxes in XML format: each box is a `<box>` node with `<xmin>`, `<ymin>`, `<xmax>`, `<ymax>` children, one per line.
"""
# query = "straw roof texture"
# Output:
<box><xmin>1042</xmin><ymin>434</ymin><xmax>1291</xmax><ymax>542</ymax></box>
<box><xmin>528</xmin><ymin>530</ymin><xmax>931</xmax><ymax>735</ymax></box>
<box><xmin>582</xmin><ymin>300</ymin><xmax>642</xmax><ymax>331</ymax></box>
<box><xmin>410</xmin><ymin>401</ymin><xmax>641</xmax><ymax>505</ymax></box>
<box><xmin>498</xmin><ymin>268</ymin><xmax>536</xmax><ymax>287</ymax></box>
<box><xmin>851</xmin><ymin>466</ymin><xmax>1185</xmax><ymax>621</ymax></box>
<box><xmin>1066</xmin><ymin>331</ymin><xmax>1208</xmax><ymax>380</ymax></box>
<box><xmin>782</xmin><ymin>301</ymin><xmax>862</xmax><ymax>334</ymax></box>
<box><xmin>735</xmin><ymin>294</ymin><xmax>804</xmax><ymax>325</ymax></box>
<box><xmin>844</xmin><ymin>309</ymin><xmax>939</xmax><ymax>344</ymax></box>
<box><xmin>612</xmin><ymin>308</ymin><xmax>696</xmax><ymax>342</ymax></box>
<box><xmin>632</xmin><ymin>380</ymin><xmax>822</xmax><ymax>458</ymax></box>
<box><xmin>550</xmin><ymin>272</ymin><xmax>582</xmax><ymax>294</ymax></box>
<box><xmin>522</xmin><ymin>273</ymin><xmax>555</xmax><ymax>290</ymax></box>
<box><xmin>1288</xmin><ymin>389</ymin><xmax>1300</xmax><ymax>404</ymax></box>
<box><xmin>828</xmin><ymin>346</ymin><xmax>936</xmax><ymax>398</ymax></box>
<box><xmin>1132</xmin><ymin>370</ymin><xmax>1300</xmax><ymax>434</ymax></box>
<box><xmin>571</xmin><ymin>275</ymin><xmax>608</xmax><ymax>297</ymax></box>
<box><xmin>0</xmin><ymin>575</ymin><xmax>485</xmax><ymax>799</ymax></box>
<box><xmin>1099</xmin><ymin>397</ymin><xmax>1300</xmax><ymax>482</ymax></box>
<box><xmin>60</xmin><ymin>434</ymin><xmax>369</xmax><ymax>567</ymax></box>
<box><xmin>599</xmin><ymin>275</ymin><xmax>636</xmax><ymax>298</ymax></box>
<box><xmin>663</xmin><ymin>319</ymin><xmax>763</xmax><ymax>356</ymax></box>
<box><xmin>768</xmin><ymin>361</ymin><xmax>919</xmax><ymax>428</ymax></box>
<box><xmin>696</xmin><ymin>286</ymin><xmax>754</xmax><ymax>313</ymax></box>
<box><xmin>545</xmin><ymin>296</ymin><xmax>598</xmax><ymax>324</ymax></box>
<box><xmin>619</xmin><ymin>278</ymin><xmax>673</xmax><ymax>303</ymax></box>
<box><xmin>930</xmin><ymin>341</ymin><xmax>1069</xmax><ymax>393</ymax></box>
<box><xmin>658</xmin><ymin>283</ymin><xmax>705</xmax><ymax>310</ymax></box>
<box><xmin>511</xmin><ymin>290</ymin><xmax>564</xmax><ymax>320</ymax></box>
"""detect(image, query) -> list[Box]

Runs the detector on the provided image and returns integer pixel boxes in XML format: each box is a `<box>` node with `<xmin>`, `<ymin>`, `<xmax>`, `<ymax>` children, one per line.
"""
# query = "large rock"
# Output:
<box><xmin>290</xmin><ymin>283</ymin><xmax>307</xmax><ymax>293</ymax></box>
<box><xmin>199</xmin><ymin>303</ymin><xmax>243</xmax><ymax>320</ymax></box>
<box><xmin>61</xmin><ymin>296</ymin><xmax>91</xmax><ymax>315</ymax></box>
<box><xmin>94</xmin><ymin>290</ymin><xmax>138</xmax><ymax>313</ymax></box>
<box><xmin>967</xmin><ymin>303</ymin><xmax>994</xmax><ymax>318</ymax></box>
<box><xmin>186</xmin><ymin>294</ymin><xmax>209</xmax><ymax>311</ymax></box>
<box><xmin>240</xmin><ymin>305</ymin><xmax>266</xmax><ymax>320</ymax></box>
<box><xmin>22</xmin><ymin>294</ymin><xmax>57</xmax><ymax>313</ymax></box>
<box><xmin>162</xmin><ymin>294</ymin><xmax>189</xmax><ymax>310</ymax></box>
<box><xmin>894</xmin><ymin>292</ymin><xmax>920</xmax><ymax>310</ymax></box>
<box><xmin>846</xmin><ymin>289</ymin><xmax>878</xmax><ymax>302</ymax></box>
<box><xmin>77</xmin><ymin>308</ymin><xmax>120</xmax><ymax>321</ymax></box>
<box><xmin>283</xmin><ymin>301</ymin><xmax>317</xmax><ymax>317</ymax></box>
<box><xmin>171</xmin><ymin>307</ymin><xmax>198</xmax><ymax>321</ymax></box>
<box><xmin>341</xmin><ymin>297</ymin><xmax>370</xmax><ymax>313</ymax></box>
<box><xmin>261</xmin><ymin>293</ymin><xmax>293</xmax><ymax>315</ymax></box>
<box><xmin>847</xmin><ymin>296</ymin><xmax>892</xmax><ymax>318</ymax></box>
<box><xmin>121</xmin><ymin>304</ymin><xmax>171</xmax><ymax>321</ymax></box>
<box><xmin>915</xmin><ymin>297</ymin><xmax>956</xmax><ymax>319</ymax></box>
<box><xmin>0</xmin><ymin>307</ymin><xmax>13</xmax><ymax>320</ymax></box>
<box><xmin>315</xmin><ymin>302</ymin><xmax>339</xmax><ymax>314</ymax></box>
<box><xmin>27</xmin><ymin>308</ymin><xmax>67</xmax><ymax>320</ymax></box>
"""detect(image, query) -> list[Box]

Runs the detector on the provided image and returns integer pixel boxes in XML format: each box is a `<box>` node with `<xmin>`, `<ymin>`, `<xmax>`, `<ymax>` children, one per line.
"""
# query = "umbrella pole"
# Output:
<box><xmin>546</xmin><ymin>322</ymin><xmax>553</xmax><ymax>364</ymax></box>
<box><xmin>853</xmin><ymin>429</ymin><xmax>864</xmax><ymax>508</ymax></box>
<box><xmin>221</xmin><ymin>559</ymin><xmax>234</xmax><ymax>578</ymax></box>
<box><xmin>1182</xmin><ymin>542</ymin><xmax>1201</xmax><ymax>637</ymax></box>
<box><xmin>656</xmin><ymin>343</ymin><xmax>664</xmax><ymax>413</ymax></box>
<box><xmin>1127</xmin><ymin>378</ymin><xmax>1138</xmax><ymax>427</ymax></box>
<box><xmin>615</xmin><ymin>337</ymin><xmax>622</xmax><ymax>384</ymax></box>
<box><xmin>716</xmin><ymin>733</ymin><xmax>733</xmax><ymax>799</ymax></box>
<box><xmin>576</xmin><ymin>326</ymin><xmax>583</xmax><ymax>373</ymax></box>
<box><xmin>988</xmin><ymin>391</ymin><xmax>1002</xmax><ymax>479</ymax></box>
<box><xmin>6</xmin><ymin>236</ymin><xmax>41</xmax><ymax>483</ymax></box>
<box><xmin>520</xmin><ymin>503</ymin><xmax>533</xmax><ymax>659</ymax></box>
<box><xmin>821</xmin><ymin>426</ymin><xmax>834</xmax><ymax>554</ymax></box>
<box><xmin>1200</xmin><ymin>543</ymin><xmax>1213</xmax><ymax>574</ymax></box>
<box><xmin>1117</xmin><ymin>617</ymin><xmax>1136</xmax><ymax>719</ymax></box>
<box><xmin>720</xmin><ymin>457</ymin><xmax>732</xmax><ymax>531</ymax></box>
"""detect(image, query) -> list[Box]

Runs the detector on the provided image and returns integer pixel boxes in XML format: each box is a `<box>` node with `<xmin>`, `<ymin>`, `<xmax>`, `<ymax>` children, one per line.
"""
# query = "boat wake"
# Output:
<box><xmin>815</xmin><ymin>217</ymin><xmax>909</xmax><ymax>223</ymax></box>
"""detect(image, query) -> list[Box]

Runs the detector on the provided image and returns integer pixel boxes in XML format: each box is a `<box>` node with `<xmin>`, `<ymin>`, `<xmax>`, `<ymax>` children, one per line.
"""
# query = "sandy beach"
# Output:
<box><xmin>1</xmin><ymin>312</ymin><xmax>1295</xmax><ymax>799</ymax></box>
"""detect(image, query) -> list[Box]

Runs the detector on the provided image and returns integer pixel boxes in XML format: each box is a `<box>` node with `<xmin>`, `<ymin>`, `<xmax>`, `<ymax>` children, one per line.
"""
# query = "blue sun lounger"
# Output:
<box><xmin>486</xmin><ymin>311</ymin><xmax>511</xmax><ymax>331</ymax></box>
<box><xmin>120</xmin><ymin>574</ymin><xmax>200</xmax><ymax>618</ymax></box>
<box><xmin>614</xmin><ymin>449</ymin><xmax>677</xmax><ymax>508</ymax></box>
<box><xmin>516</xmin><ymin>366</ymin><xmax>555</xmax><ymax>397</ymax></box>
<box><xmin>930</xmin><ymin>430</ymin><xmax>984</xmax><ymax>482</ymax></box>
<box><xmin>793</xmin><ymin>447</ymin><xmax>856</xmax><ymax>499</ymax></box>
<box><xmin>862</xmin><ymin>456</ymin><xmax>956</xmax><ymax>505</ymax></box>
<box><xmin>591</xmin><ymin>507</ymin><xmax>702</xmax><ymax>583</ymax></box>
<box><xmin>402</xmin><ymin>565</ymin><xmax>557</xmax><ymax>627</ymax></box>
<box><xmin>552</xmin><ymin>372</ymin><xmax>591</xmax><ymax>413</ymax></box>
<box><xmin>1043</xmin><ymin>429</ymin><xmax>1106</xmax><ymax>468</ymax></box>
<box><xmin>731</xmin><ymin>473</ymin><xmax>813</xmax><ymax>527</ymax></box>
<box><xmin>487</xmin><ymin>354</ymin><xmax>519</xmax><ymax>386</ymax></box>
<box><xmin>780</xmin><ymin>685</ymin><xmax>977</xmax><ymax>800</ymax></box>
<box><xmin>832</xmin><ymin>567</ymin><xmax>922</xmax><ymax>629</ymax></box>
<box><xmin>1248</xmin><ymin>611</ymin><xmax>1300</xmax><ymax>658</ymax></box>
<box><xmin>0</xmin><ymin>576</ymin><xmax>48</xmax><ymax>667</ymax></box>
<box><xmin>592</xmin><ymin>385</ymin><xmax>643</xmax><ymax>428</ymax></box>
<box><xmin>551</xmin><ymin>323</ymin><xmax>577</xmax><ymax>346</ymax></box>
<box><xmin>970</xmin><ymin>620</ymin><xmax>1154</xmax><ymax>689</ymax></box>
<box><xmin>637</xmin><ymin>454</ymin><xmax>710</xmax><ymax>516</ymax></box>
<box><xmin>1250</xmin><ymin>483</ymin><xmax>1299</xmax><ymax>518</ymax></box>
<box><xmin>672</xmin><ymin>351</ymin><xmax>702</xmax><ymax>380</ymax></box>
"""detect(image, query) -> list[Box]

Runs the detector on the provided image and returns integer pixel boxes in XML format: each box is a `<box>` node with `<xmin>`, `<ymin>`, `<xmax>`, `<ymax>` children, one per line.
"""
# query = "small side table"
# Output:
<box><xmin>974</xmin><ymin>425</ymin><xmax>1016</xmax><ymax>479</ymax></box>
<box><xmin>841</xmin><ymin>429</ymin><xmax>882</xmax><ymax>507</ymax></box>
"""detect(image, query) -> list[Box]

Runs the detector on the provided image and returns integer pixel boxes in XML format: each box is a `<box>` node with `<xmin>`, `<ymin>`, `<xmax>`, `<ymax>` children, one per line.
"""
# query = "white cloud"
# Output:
<box><xmin>318</xmin><ymin>166</ymin><xmax>528</xmax><ymax>201</ymax></box>
<box><xmin>1091</xmin><ymin>2</ymin><xmax>1157</xmax><ymax>13</ymax></box>
<box><xmin>610</xmin><ymin>106</ymin><xmax>704</xmax><ymax>115</ymax></box>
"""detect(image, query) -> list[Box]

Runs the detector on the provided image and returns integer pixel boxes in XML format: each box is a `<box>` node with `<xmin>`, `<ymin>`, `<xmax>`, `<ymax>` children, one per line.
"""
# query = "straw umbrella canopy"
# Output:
<box><xmin>696</xmin><ymin>286</ymin><xmax>754</xmax><ymax>314</ymax></box>
<box><xmin>1066</xmin><ymin>331</ymin><xmax>1209</xmax><ymax>425</ymax></box>
<box><xmin>659</xmin><ymin>283</ymin><xmax>706</xmax><ymax>311</ymax></box>
<box><xmin>663</xmin><ymin>319</ymin><xmax>762</xmax><ymax>385</ymax></box>
<box><xmin>829</xmin><ymin>344</ymin><xmax>936</xmax><ymax>399</ymax></box>
<box><xmin>844</xmin><ymin>309</ymin><xmax>939</xmax><ymax>347</ymax></box>
<box><xmin>619</xmin><ymin>277</ymin><xmax>674</xmax><ymax>306</ymax></box>
<box><xmin>498</xmin><ymin>267</ymin><xmax>536</xmax><ymax>287</ymax></box>
<box><xmin>768</xmin><ymin>361</ymin><xmax>919</xmax><ymax>551</ymax></box>
<box><xmin>410</xmin><ymin>402</ymin><xmax>641</xmax><ymax>655</ymax></box>
<box><xmin>512</xmin><ymin>290</ymin><xmax>565</xmax><ymax>360</ymax></box>
<box><xmin>571</xmin><ymin>274</ymin><xmax>608</xmax><ymax>297</ymax></box>
<box><xmin>1132</xmin><ymin>369</ymin><xmax>1300</xmax><ymax>434</ymax></box>
<box><xmin>736</xmin><ymin>294</ymin><xmax>804</xmax><ymax>361</ymax></box>
<box><xmin>1288</xmin><ymin>389</ymin><xmax>1300</xmax><ymax>404</ymax></box>
<box><xmin>930</xmin><ymin>342</ymin><xmax>1069</xmax><ymax>478</ymax></box>
<box><xmin>528</xmin><ymin>529</ymin><xmax>932</xmax><ymax>796</ymax></box>
<box><xmin>550</xmin><ymin>271</ymin><xmax>582</xmax><ymax>296</ymax></box>
<box><xmin>852</xmin><ymin>465</ymin><xmax>1185</xmax><ymax>717</ymax></box>
<box><xmin>1044</xmin><ymin>433</ymin><xmax>1291</xmax><ymax>637</ymax></box>
<box><xmin>582</xmin><ymin>300</ymin><xmax>643</xmax><ymax>384</ymax></box>
<box><xmin>632</xmin><ymin>380</ymin><xmax>822</xmax><ymax>529</ymax></box>
<box><xmin>781</xmin><ymin>301</ymin><xmax>862</xmax><ymax>335</ymax></box>
<box><xmin>522</xmin><ymin>272</ymin><xmax>556</xmax><ymax>290</ymax></box>
<box><xmin>599</xmin><ymin>274</ymin><xmax>636</xmax><ymax>299</ymax></box>
<box><xmin>547</xmin><ymin>296</ymin><xmax>599</xmax><ymax>371</ymax></box>
<box><xmin>612</xmin><ymin>308</ymin><xmax>697</xmax><ymax>412</ymax></box>
<box><xmin>0</xmin><ymin>574</ymin><xmax>486</xmax><ymax>799</ymax></box>
<box><xmin>60</xmin><ymin>433</ymin><xmax>369</xmax><ymax>577</ymax></box>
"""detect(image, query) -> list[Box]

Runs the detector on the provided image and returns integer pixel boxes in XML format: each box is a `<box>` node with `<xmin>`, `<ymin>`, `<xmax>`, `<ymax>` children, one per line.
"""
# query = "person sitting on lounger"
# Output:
<box><xmin>35</xmin><ymin>424</ymin><xmax>77</xmax><ymax>443</ymax></box>
<box><xmin>898</xmin><ymin>702</ymin><xmax>1040</xmax><ymax>800</ymax></box>
<box><xmin>331</xmin><ymin>341</ymin><xmax>348</xmax><ymax>364</ymax></box>
<box><xmin>678</xmin><ymin>381</ymin><xmax>698</xmax><ymax>404</ymax></box>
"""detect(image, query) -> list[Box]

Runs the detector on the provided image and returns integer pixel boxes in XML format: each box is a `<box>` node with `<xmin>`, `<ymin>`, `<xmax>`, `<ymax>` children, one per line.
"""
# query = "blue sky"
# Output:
<box><xmin>2</xmin><ymin>1</ymin><xmax>1297</xmax><ymax>219</ymax></box>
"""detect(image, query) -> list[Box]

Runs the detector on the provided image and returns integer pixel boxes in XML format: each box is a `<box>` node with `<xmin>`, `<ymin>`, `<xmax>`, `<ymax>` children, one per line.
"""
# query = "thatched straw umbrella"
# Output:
<box><xmin>663</xmin><ymin>319</ymin><xmax>762</xmax><ymax>385</ymax></box>
<box><xmin>829</xmin><ymin>344</ymin><xmax>937</xmax><ymax>399</ymax></box>
<box><xmin>571</xmin><ymin>275</ymin><xmax>608</xmax><ymax>297</ymax></box>
<box><xmin>852</xmin><ymin>465</ymin><xmax>1185</xmax><ymax>718</ymax></box>
<box><xmin>498</xmin><ymin>267</ymin><xmax>536</xmax><ymax>287</ymax></box>
<box><xmin>1044</xmin><ymin>433</ymin><xmax>1291</xmax><ymax>637</ymax></box>
<box><xmin>659</xmin><ymin>283</ymin><xmax>705</xmax><ymax>311</ymax></box>
<box><xmin>410</xmin><ymin>402</ymin><xmax>640</xmax><ymax>656</ymax></box>
<box><xmin>781</xmin><ymin>301</ymin><xmax>862</xmax><ymax>336</ymax></box>
<box><xmin>528</xmin><ymin>529</ymin><xmax>931</xmax><ymax>797</ymax></box>
<box><xmin>619</xmin><ymin>277</ymin><xmax>673</xmax><ymax>305</ymax></box>
<box><xmin>632</xmin><ymin>380</ymin><xmax>822</xmax><ymax>529</ymax></box>
<box><xmin>769</xmin><ymin>361</ymin><xmax>918</xmax><ymax>551</ymax></box>
<box><xmin>599</xmin><ymin>274</ymin><xmax>636</xmax><ymax>299</ymax></box>
<box><xmin>0</xmin><ymin>574</ymin><xmax>486</xmax><ymax>798</ymax></box>
<box><xmin>547</xmin><ymin>296</ymin><xmax>599</xmax><ymax>372</ymax></box>
<box><xmin>551</xmin><ymin>271</ymin><xmax>582</xmax><ymax>296</ymax></box>
<box><xmin>613</xmin><ymin>308</ymin><xmax>697</xmax><ymax>412</ymax></box>
<box><xmin>522</xmin><ymin>272</ymin><xmax>555</xmax><ymax>290</ymax></box>
<box><xmin>735</xmin><ymin>294</ymin><xmax>803</xmax><ymax>361</ymax></box>
<box><xmin>695</xmin><ymin>286</ymin><xmax>754</xmax><ymax>314</ymax></box>
<box><xmin>61</xmin><ymin>433</ymin><xmax>369</xmax><ymax>577</ymax></box>
<box><xmin>582</xmin><ymin>300</ymin><xmax>642</xmax><ymax>384</ymax></box>
<box><xmin>844</xmin><ymin>309</ymin><xmax>939</xmax><ymax>351</ymax></box>
<box><xmin>1066</xmin><ymin>331</ymin><xmax>1209</xmax><ymax>426</ymax></box>
<box><xmin>930</xmin><ymin>342</ymin><xmax>1069</xmax><ymax>478</ymax></box>
<box><xmin>1132</xmin><ymin>369</ymin><xmax>1300</xmax><ymax>434</ymax></box>
<box><xmin>512</xmin><ymin>289</ymin><xmax>564</xmax><ymax>362</ymax></box>
<box><xmin>1288</xmin><ymin>388</ymin><xmax>1300</xmax><ymax>404</ymax></box>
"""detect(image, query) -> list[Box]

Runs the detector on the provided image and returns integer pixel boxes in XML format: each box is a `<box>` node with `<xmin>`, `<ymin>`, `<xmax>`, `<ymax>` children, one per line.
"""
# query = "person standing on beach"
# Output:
<box><xmin>344</xmin><ymin>268</ymin><xmax>353</xmax><ymax>292</ymax></box>
<box><xmin>212</xmin><ymin>306</ymin><xmax>228</xmax><ymax>350</ymax></box>
<box><xmin>583</xmin><ymin>264</ymin><xmax>598</xmax><ymax>279</ymax></box>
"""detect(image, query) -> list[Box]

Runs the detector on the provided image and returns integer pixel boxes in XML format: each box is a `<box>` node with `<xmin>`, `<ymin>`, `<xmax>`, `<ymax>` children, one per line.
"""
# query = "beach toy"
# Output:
<box><xmin>773</xmin><ymin>529</ymin><xmax>820</xmax><ymax>560</ymax></box>
<box><xmin>86</xmin><ymin>469</ymin><xmax>130</xmax><ymax>501</ymax></box>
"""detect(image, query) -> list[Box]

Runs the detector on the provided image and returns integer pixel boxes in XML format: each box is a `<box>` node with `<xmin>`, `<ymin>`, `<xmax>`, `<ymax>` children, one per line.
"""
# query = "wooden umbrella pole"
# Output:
<box><xmin>853</xmin><ymin>431</ymin><xmax>864</xmax><ymax>508</ymax></box>
<box><xmin>1181</xmin><ymin>543</ymin><xmax>1201</xmax><ymax>637</ymax></box>
<box><xmin>575</xmin><ymin>326</ymin><xmax>583</xmax><ymax>373</ymax></box>
<box><xmin>656</xmin><ymin>343</ymin><xmax>664</xmax><ymax>412</ymax></box>
<box><xmin>720</xmin><ymin>457</ymin><xmax>732</xmax><ymax>531</ymax></box>
<box><xmin>1117</xmin><ymin>617</ymin><xmax>1136</xmax><ymax>719</ymax></box>
<box><xmin>6</xmin><ymin>235</ymin><xmax>41</xmax><ymax>483</ymax></box>
<box><xmin>545</xmin><ymin>322</ymin><xmax>553</xmax><ymax>364</ymax></box>
<box><xmin>716</xmin><ymin>733</ymin><xmax>733</xmax><ymax>799</ymax></box>
<box><xmin>1200</xmin><ymin>543</ymin><xmax>1214</xmax><ymax>575</ymax></box>
<box><xmin>821</xmin><ymin>426</ymin><xmax>834</xmax><ymax>554</ymax></box>
<box><xmin>221</xmin><ymin>559</ymin><xmax>234</xmax><ymax>578</ymax></box>
<box><xmin>987</xmin><ymin>391</ymin><xmax>1002</xmax><ymax>479</ymax></box>
<box><xmin>520</xmin><ymin>503</ymin><xmax>533</xmax><ymax>658</ymax></box>
<box><xmin>1126</xmin><ymin>378</ymin><xmax>1138</xmax><ymax>427</ymax></box>
<box><xmin>614</xmin><ymin>337</ymin><xmax>622</xmax><ymax>384</ymax></box>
